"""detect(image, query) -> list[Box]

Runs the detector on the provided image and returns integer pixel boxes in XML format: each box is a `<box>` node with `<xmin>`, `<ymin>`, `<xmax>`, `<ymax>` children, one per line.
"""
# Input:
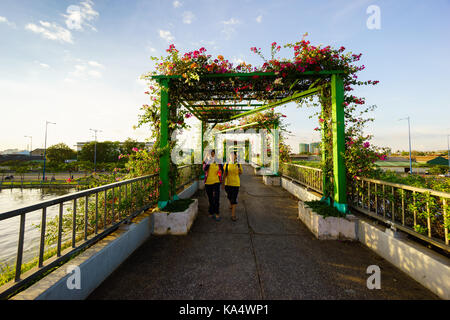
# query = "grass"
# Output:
<box><xmin>304</xmin><ymin>200</ymin><xmax>346</xmax><ymax>218</ymax></box>
<box><xmin>163</xmin><ymin>199</ymin><xmax>194</xmax><ymax>213</ymax></box>
<box><xmin>290</xmin><ymin>160</ymin><xmax>322</xmax><ymax>169</ymax></box>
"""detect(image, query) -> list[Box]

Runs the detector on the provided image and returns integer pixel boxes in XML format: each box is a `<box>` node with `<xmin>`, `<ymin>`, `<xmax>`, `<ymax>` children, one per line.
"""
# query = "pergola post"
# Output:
<box><xmin>158</xmin><ymin>78</ymin><xmax>170</xmax><ymax>208</ymax></box>
<box><xmin>260</xmin><ymin>129</ymin><xmax>265</xmax><ymax>168</ymax></box>
<box><xmin>272</xmin><ymin>123</ymin><xmax>279</xmax><ymax>175</ymax></box>
<box><xmin>201</xmin><ymin>120</ymin><xmax>204</xmax><ymax>162</ymax></box>
<box><xmin>331</xmin><ymin>74</ymin><xmax>348</xmax><ymax>213</ymax></box>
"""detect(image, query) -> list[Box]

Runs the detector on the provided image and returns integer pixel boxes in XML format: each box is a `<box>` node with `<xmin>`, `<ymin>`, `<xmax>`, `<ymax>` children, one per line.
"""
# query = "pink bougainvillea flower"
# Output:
<box><xmin>363</xmin><ymin>142</ymin><xmax>370</xmax><ymax>148</ymax></box>
<box><xmin>318</xmin><ymin>118</ymin><xmax>324</xmax><ymax>123</ymax></box>
<box><xmin>132</xmin><ymin>147</ymin><xmax>139</xmax><ymax>152</ymax></box>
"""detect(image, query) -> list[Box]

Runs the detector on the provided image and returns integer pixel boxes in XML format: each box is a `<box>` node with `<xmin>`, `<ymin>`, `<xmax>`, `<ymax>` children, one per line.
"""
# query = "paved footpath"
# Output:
<box><xmin>89</xmin><ymin>166</ymin><xmax>438</xmax><ymax>300</ymax></box>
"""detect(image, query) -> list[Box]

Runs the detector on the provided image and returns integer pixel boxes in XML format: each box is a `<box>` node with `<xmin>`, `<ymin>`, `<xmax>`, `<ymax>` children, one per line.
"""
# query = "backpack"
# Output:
<box><xmin>225</xmin><ymin>163</ymin><xmax>242</xmax><ymax>174</ymax></box>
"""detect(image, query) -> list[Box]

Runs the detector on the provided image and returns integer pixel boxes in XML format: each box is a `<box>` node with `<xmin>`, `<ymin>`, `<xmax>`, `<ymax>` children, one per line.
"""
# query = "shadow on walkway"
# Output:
<box><xmin>88</xmin><ymin>166</ymin><xmax>438</xmax><ymax>300</ymax></box>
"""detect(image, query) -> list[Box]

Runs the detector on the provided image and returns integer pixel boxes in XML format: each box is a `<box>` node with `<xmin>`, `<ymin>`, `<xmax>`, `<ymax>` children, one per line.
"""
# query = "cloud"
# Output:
<box><xmin>222</xmin><ymin>18</ymin><xmax>240</xmax><ymax>25</ymax></box>
<box><xmin>64</xmin><ymin>0</ymin><xmax>99</xmax><ymax>31</ymax></box>
<box><xmin>221</xmin><ymin>18</ymin><xmax>240</xmax><ymax>40</ymax></box>
<box><xmin>88</xmin><ymin>60</ymin><xmax>104</xmax><ymax>68</ymax></box>
<box><xmin>182</xmin><ymin>11</ymin><xmax>195</xmax><ymax>24</ymax></box>
<box><xmin>256</xmin><ymin>15</ymin><xmax>263</xmax><ymax>23</ymax></box>
<box><xmin>159</xmin><ymin>30</ymin><xmax>174</xmax><ymax>42</ymax></box>
<box><xmin>65</xmin><ymin>60</ymin><xmax>104</xmax><ymax>82</ymax></box>
<box><xmin>25</xmin><ymin>21</ymin><xmax>73</xmax><ymax>43</ymax></box>
<box><xmin>146</xmin><ymin>45</ymin><xmax>157</xmax><ymax>53</ymax></box>
<box><xmin>173</xmin><ymin>1</ymin><xmax>182</xmax><ymax>8</ymax></box>
<box><xmin>40</xmin><ymin>63</ymin><xmax>50</xmax><ymax>68</ymax></box>
<box><xmin>0</xmin><ymin>16</ymin><xmax>16</xmax><ymax>28</ymax></box>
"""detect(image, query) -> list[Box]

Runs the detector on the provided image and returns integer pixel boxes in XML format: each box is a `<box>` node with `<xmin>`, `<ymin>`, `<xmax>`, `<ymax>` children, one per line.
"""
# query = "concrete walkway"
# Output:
<box><xmin>88</xmin><ymin>166</ymin><xmax>438</xmax><ymax>300</ymax></box>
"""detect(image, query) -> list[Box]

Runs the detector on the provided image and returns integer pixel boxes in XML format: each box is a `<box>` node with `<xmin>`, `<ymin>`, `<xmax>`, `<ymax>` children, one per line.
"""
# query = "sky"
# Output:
<box><xmin>1</xmin><ymin>0</ymin><xmax>449</xmax><ymax>154</ymax></box>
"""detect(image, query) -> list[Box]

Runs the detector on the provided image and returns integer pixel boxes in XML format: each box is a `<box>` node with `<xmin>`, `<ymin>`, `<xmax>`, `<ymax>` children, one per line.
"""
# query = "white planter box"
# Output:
<box><xmin>263</xmin><ymin>175</ymin><xmax>281</xmax><ymax>186</ymax></box>
<box><xmin>153</xmin><ymin>199</ymin><xmax>198</xmax><ymax>235</ymax></box>
<box><xmin>281</xmin><ymin>177</ymin><xmax>321</xmax><ymax>202</ymax></box>
<box><xmin>298</xmin><ymin>201</ymin><xmax>358</xmax><ymax>240</ymax></box>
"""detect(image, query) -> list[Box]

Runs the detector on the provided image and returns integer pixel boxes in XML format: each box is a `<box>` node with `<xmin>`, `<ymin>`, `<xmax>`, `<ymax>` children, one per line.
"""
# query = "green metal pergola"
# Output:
<box><xmin>151</xmin><ymin>70</ymin><xmax>348</xmax><ymax>213</ymax></box>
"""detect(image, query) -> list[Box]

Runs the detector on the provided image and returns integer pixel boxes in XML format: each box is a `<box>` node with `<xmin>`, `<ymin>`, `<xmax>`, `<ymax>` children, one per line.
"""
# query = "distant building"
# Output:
<box><xmin>416</xmin><ymin>155</ymin><xmax>448</xmax><ymax>163</ymax></box>
<box><xmin>309</xmin><ymin>142</ymin><xmax>321</xmax><ymax>155</ymax></box>
<box><xmin>299</xmin><ymin>143</ymin><xmax>309</xmax><ymax>154</ymax></box>
<box><xmin>427</xmin><ymin>156</ymin><xmax>449</xmax><ymax>166</ymax></box>
<box><xmin>31</xmin><ymin>148</ymin><xmax>45</xmax><ymax>157</ymax></box>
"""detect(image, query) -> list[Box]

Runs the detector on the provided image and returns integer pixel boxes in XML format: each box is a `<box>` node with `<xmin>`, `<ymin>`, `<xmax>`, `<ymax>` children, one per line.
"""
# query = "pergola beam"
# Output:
<box><xmin>228</xmin><ymin>86</ymin><xmax>320</xmax><ymax>121</ymax></box>
<box><xmin>152</xmin><ymin>70</ymin><xmax>346</xmax><ymax>80</ymax></box>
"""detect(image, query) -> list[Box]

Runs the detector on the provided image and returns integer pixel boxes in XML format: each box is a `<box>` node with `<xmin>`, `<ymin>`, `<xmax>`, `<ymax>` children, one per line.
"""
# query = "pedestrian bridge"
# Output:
<box><xmin>87</xmin><ymin>166</ymin><xmax>437</xmax><ymax>299</ymax></box>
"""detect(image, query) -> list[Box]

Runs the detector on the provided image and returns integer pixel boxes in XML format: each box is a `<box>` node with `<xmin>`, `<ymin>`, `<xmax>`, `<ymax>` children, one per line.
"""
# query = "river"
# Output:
<box><xmin>0</xmin><ymin>187</ymin><xmax>76</xmax><ymax>267</ymax></box>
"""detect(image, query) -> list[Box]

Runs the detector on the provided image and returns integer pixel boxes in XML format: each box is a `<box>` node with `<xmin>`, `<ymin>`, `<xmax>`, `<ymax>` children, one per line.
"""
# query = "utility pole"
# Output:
<box><xmin>399</xmin><ymin>116</ymin><xmax>413</xmax><ymax>174</ymax></box>
<box><xmin>42</xmin><ymin>121</ymin><xmax>56</xmax><ymax>181</ymax></box>
<box><xmin>89</xmin><ymin>128</ymin><xmax>102</xmax><ymax>172</ymax></box>
<box><xmin>24</xmin><ymin>135</ymin><xmax>32</xmax><ymax>154</ymax></box>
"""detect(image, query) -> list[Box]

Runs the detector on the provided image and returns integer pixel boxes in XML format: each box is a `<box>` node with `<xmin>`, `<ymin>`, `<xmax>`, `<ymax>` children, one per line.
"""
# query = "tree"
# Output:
<box><xmin>46</xmin><ymin>143</ymin><xmax>77</xmax><ymax>163</ymax></box>
<box><xmin>78</xmin><ymin>141</ymin><xmax>121</xmax><ymax>163</ymax></box>
<box><xmin>119</xmin><ymin>138</ymin><xmax>146</xmax><ymax>156</ymax></box>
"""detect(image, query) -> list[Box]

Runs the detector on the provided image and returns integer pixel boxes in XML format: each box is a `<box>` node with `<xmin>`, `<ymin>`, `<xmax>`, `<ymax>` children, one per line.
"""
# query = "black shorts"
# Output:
<box><xmin>225</xmin><ymin>186</ymin><xmax>239</xmax><ymax>205</ymax></box>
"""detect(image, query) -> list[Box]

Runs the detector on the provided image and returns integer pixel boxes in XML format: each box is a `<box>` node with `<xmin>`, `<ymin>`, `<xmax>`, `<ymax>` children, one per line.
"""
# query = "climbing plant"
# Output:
<box><xmin>137</xmin><ymin>33</ymin><xmax>384</xmax><ymax>200</ymax></box>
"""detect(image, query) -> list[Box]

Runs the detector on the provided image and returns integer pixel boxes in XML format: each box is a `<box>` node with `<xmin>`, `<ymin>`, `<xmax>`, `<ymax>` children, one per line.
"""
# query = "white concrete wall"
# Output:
<box><xmin>178</xmin><ymin>180</ymin><xmax>199</xmax><ymax>199</ymax></box>
<box><xmin>281</xmin><ymin>177</ymin><xmax>321</xmax><ymax>202</ymax></box>
<box><xmin>358</xmin><ymin>219</ymin><xmax>450</xmax><ymax>299</ymax></box>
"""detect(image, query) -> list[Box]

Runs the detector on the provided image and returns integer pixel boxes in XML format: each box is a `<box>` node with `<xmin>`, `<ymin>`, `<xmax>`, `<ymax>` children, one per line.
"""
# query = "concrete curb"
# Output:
<box><xmin>358</xmin><ymin>218</ymin><xmax>450</xmax><ymax>299</ymax></box>
<box><xmin>12</xmin><ymin>212</ymin><xmax>154</xmax><ymax>300</ymax></box>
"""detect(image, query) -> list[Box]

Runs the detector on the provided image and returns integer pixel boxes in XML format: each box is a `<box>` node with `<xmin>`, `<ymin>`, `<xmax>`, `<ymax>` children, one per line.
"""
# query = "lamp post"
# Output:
<box><xmin>42</xmin><ymin>121</ymin><xmax>56</xmax><ymax>181</ymax></box>
<box><xmin>398</xmin><ymin>116</ymin><xmax>412</xmax><ymax>174</ymax></box>
<box><xmin>89</xmin><ymin>128</ymin><xmax>102</xmax><ymax>172</ymax></box>
<box><xmin>24</xmin><ymin>135</ymin><xmax>32</xmax><ymax>155</ymax></box>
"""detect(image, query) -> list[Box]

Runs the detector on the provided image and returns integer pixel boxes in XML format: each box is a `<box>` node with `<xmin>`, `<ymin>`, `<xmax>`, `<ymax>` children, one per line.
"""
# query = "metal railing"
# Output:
<box><xmin>279</xmin><ymin>163</ymin><xmax>323</xmax><ymax>193</ymax></box>
<box><xmin>0</xmin><ymin>174</ymin><xmax>159</xmax><ymax>299</ymax></box>
<box><xmin>349</xmin><ymin>176</ymin><xmax>450</xmax><ymax>252</ymax></box>
<box><xmin>176</xmin><ymin>164</ymin><xmax>201</xmax><ymax>190</ymax></box>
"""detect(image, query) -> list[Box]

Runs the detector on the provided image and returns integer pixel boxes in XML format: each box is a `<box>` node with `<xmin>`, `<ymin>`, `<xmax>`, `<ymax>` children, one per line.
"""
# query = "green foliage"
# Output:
<box><xmin>162</xmin><ymin>199</ymin><xmax>194</xmax><ymax>213</ymax></box>
<box><xmin>291</xmin><ymin>160</ymin><xmax>322</xmax><ymax>168</ymax></box>
<box><xmin>46</xmin><ymin>143</ymin><xmax>76</xmax><ymax>163</ymax></box>
<box><xmin>375</xmin><ymin>171</ymin><xmax>450</xmax><ymax>193</ymax></box>
<box><xmin>428</xmin><ymin>165</ymin><xmax>448</xmax><ymax>175</ymax></box>
<box><xmin>78</xmin><ymin>141</ymin><xmax>121</xmax><ymax>163</ymax></box>
<box><xmin>304</xmin><ymin>200</ymin><xmax>346</xmax><ymax>218</ymax></box>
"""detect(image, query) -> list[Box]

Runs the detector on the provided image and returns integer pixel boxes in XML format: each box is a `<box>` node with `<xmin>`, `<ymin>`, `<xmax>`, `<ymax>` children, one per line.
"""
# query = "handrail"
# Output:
<box><xmin>0</xmin><ymin>175</ymin><xmax>153</xmax><ymax>221</ymax></box>
<box><xmin>355</xmin><ymin>176</ymin><xmax>450</xmax><ymax>199</ymax></box>
<box><xmin>0</xmin><ymin>173</ymin><xmax>159</xmax><ymax>299</ymax></box>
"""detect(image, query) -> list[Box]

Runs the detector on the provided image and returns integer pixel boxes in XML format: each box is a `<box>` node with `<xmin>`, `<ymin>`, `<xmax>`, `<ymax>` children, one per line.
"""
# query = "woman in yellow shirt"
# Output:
<box><xmin>203</xmin><ymin>149</ymin><xmax>223</xmax><ymax>221</ymax></box>
<box><xmin>222</xmin><ymin>151</ymin><xmax>243</xmax><ymax>221</ymax></box>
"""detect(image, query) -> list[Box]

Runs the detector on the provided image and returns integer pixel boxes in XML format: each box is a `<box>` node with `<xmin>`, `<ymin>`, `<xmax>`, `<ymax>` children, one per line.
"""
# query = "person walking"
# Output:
<box><xmin>222</xmin><ymin>151</ymin><xmax>243</xmax><ymax>222</ymax></box>
<box><xmin>203</xmin><ymin>149</ymin><xmax>223</xmax><ymax>221</ymax></box>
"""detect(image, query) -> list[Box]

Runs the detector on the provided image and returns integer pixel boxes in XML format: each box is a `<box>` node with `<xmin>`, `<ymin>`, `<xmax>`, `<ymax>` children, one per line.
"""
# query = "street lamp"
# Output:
<box><xmin>398</xmin><ymin>116</ymin><xmax>413</xmax><ymax>174</ymax></box>
<box><xmin>89</xmin><ymin>128</ymin><xmax>102</xmax><ymax>172</ymax></box>
<box><xmin>24</xmin><ymin>135</ymin><xmax>32</xmax><ymax>155</ymax></box>
<box><xmin>42</xmin><ymin>121</ymin><xmax>56</xmax><ymax>181</ymax></box>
